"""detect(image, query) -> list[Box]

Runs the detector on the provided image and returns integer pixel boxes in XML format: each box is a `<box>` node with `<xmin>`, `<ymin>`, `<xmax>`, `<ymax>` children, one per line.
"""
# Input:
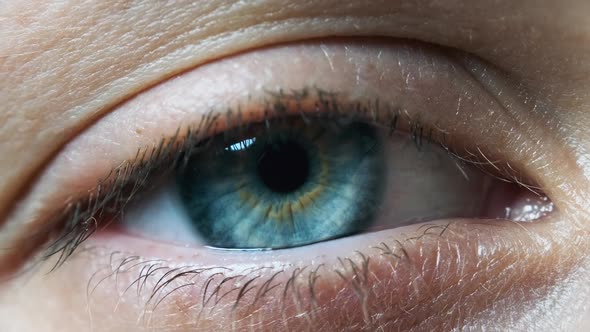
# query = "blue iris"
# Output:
<box><xmin>177</xmin><ymin>120</ymin><xmax>385</xmax><ymax>248</ymax></box>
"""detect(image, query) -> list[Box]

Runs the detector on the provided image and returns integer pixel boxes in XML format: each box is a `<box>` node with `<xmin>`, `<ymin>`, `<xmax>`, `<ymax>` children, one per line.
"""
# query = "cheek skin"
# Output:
<box><xmin>2</xmin><ymin>216</ymin><xmax>586</xmax><ymax>331</ymax></box>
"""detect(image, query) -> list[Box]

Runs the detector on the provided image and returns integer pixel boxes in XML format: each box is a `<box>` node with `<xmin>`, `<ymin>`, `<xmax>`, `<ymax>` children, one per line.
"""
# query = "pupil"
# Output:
<box><xmin>257</xmin><ymin>141</ymin><xmax>310</xmax><ymax>193</ymax></box>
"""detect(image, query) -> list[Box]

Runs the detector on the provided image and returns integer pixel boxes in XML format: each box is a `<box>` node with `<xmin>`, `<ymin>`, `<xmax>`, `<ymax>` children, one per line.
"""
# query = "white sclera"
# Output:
<box><xmin>122</xmin><ymin>184</ymin><xmax>206</xmax><ymax>246</ymax></box>
<box><xmin>372</xmin><ymin>132</ymin><xmax>490</xmax><ymax>230</ymax></box>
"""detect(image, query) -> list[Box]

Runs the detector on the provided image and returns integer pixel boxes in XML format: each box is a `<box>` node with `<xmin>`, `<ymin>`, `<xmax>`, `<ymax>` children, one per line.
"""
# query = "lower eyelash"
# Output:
<box><xmin>80</xmin><ymin>222</ymin><xmax>453</xmax><ymax>329</ymax></box>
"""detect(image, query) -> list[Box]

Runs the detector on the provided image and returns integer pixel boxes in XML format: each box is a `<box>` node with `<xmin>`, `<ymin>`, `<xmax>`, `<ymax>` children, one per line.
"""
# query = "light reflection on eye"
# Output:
<box><xmin>224</xmin><ymin>138</ymin><xmax>256</xmax><ymax>152</ymax></box>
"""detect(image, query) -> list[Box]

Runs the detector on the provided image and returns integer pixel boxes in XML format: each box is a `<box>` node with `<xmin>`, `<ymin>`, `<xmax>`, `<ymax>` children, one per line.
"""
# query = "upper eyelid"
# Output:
<box><xmin>0</xmin><ymin>40</ymin><xmax>554</xmax><ymax>276</ymax></box>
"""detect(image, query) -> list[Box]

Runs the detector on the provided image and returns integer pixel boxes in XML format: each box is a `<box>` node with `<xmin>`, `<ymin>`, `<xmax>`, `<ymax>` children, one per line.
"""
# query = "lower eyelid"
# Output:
<box><xmin>59</xmin><ymin>215</ymin><xmax>583</xmax><ymax>331</ymax></box>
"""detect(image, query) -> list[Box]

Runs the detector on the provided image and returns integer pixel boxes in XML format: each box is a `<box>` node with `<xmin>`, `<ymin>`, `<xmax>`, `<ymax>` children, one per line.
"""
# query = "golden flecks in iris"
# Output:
<box><xmin>267</xmin><ymin>203</ymin><xmax>294</xmax><ymax>223</ymax></box>
<box><xmin>294</xmin><ymin>185</ymin><xmax>323</xmax><ymax>212</ymax></box>
<box><xmin>235</xmin><ymin>137</ymin><xmax>334</xmax><ymax>225</ymax></box>
<box><xmin>238</xmin><ymin>190</ymin><xmax>259</xmax><ymax>208</ymax></box>
<box><xmin>292</xmin><ymin>148</ymin><xmax>330</xmax><ymax>213</ymax></box>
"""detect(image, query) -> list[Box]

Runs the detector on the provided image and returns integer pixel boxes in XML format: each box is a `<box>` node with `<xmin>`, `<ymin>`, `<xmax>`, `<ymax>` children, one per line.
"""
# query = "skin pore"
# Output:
<box><xmin>1</xmin><ymin>0</ymin><xmax>590</xmax><ymax>331</ymax></box>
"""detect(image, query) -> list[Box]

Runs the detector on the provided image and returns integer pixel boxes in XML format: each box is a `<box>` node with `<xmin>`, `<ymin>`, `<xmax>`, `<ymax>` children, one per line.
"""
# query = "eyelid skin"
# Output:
<box><xmin>13</xmin><ymin>216</ymin><xmax>589</xmax><ymax>331</ymax></box>
<box><xmin>1</xmin><ymin>40</ymin><xmax>589</xmax><ymax>331</ymax></box>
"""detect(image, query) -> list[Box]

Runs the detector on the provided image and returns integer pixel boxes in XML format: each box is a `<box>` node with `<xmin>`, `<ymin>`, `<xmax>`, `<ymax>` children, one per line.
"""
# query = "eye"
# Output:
<box><xmin>121</xmin><ymin>112</ymin><xmax>517</xmax><ymax>250</ymax></box>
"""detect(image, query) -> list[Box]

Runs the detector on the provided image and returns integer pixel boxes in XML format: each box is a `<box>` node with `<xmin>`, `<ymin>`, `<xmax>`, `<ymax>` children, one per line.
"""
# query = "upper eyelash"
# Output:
<box><xmin>25</xmin><ymin>87</ymin><xmax>526</xmax><ymax>274</ymax></box>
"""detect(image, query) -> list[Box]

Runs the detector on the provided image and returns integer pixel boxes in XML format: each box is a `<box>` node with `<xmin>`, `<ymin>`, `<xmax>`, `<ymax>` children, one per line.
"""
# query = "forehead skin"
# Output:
<box><xmin>1</xmin><ymin>0</ymin><xmax>590</xmax><ymax>219</ymax></box>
